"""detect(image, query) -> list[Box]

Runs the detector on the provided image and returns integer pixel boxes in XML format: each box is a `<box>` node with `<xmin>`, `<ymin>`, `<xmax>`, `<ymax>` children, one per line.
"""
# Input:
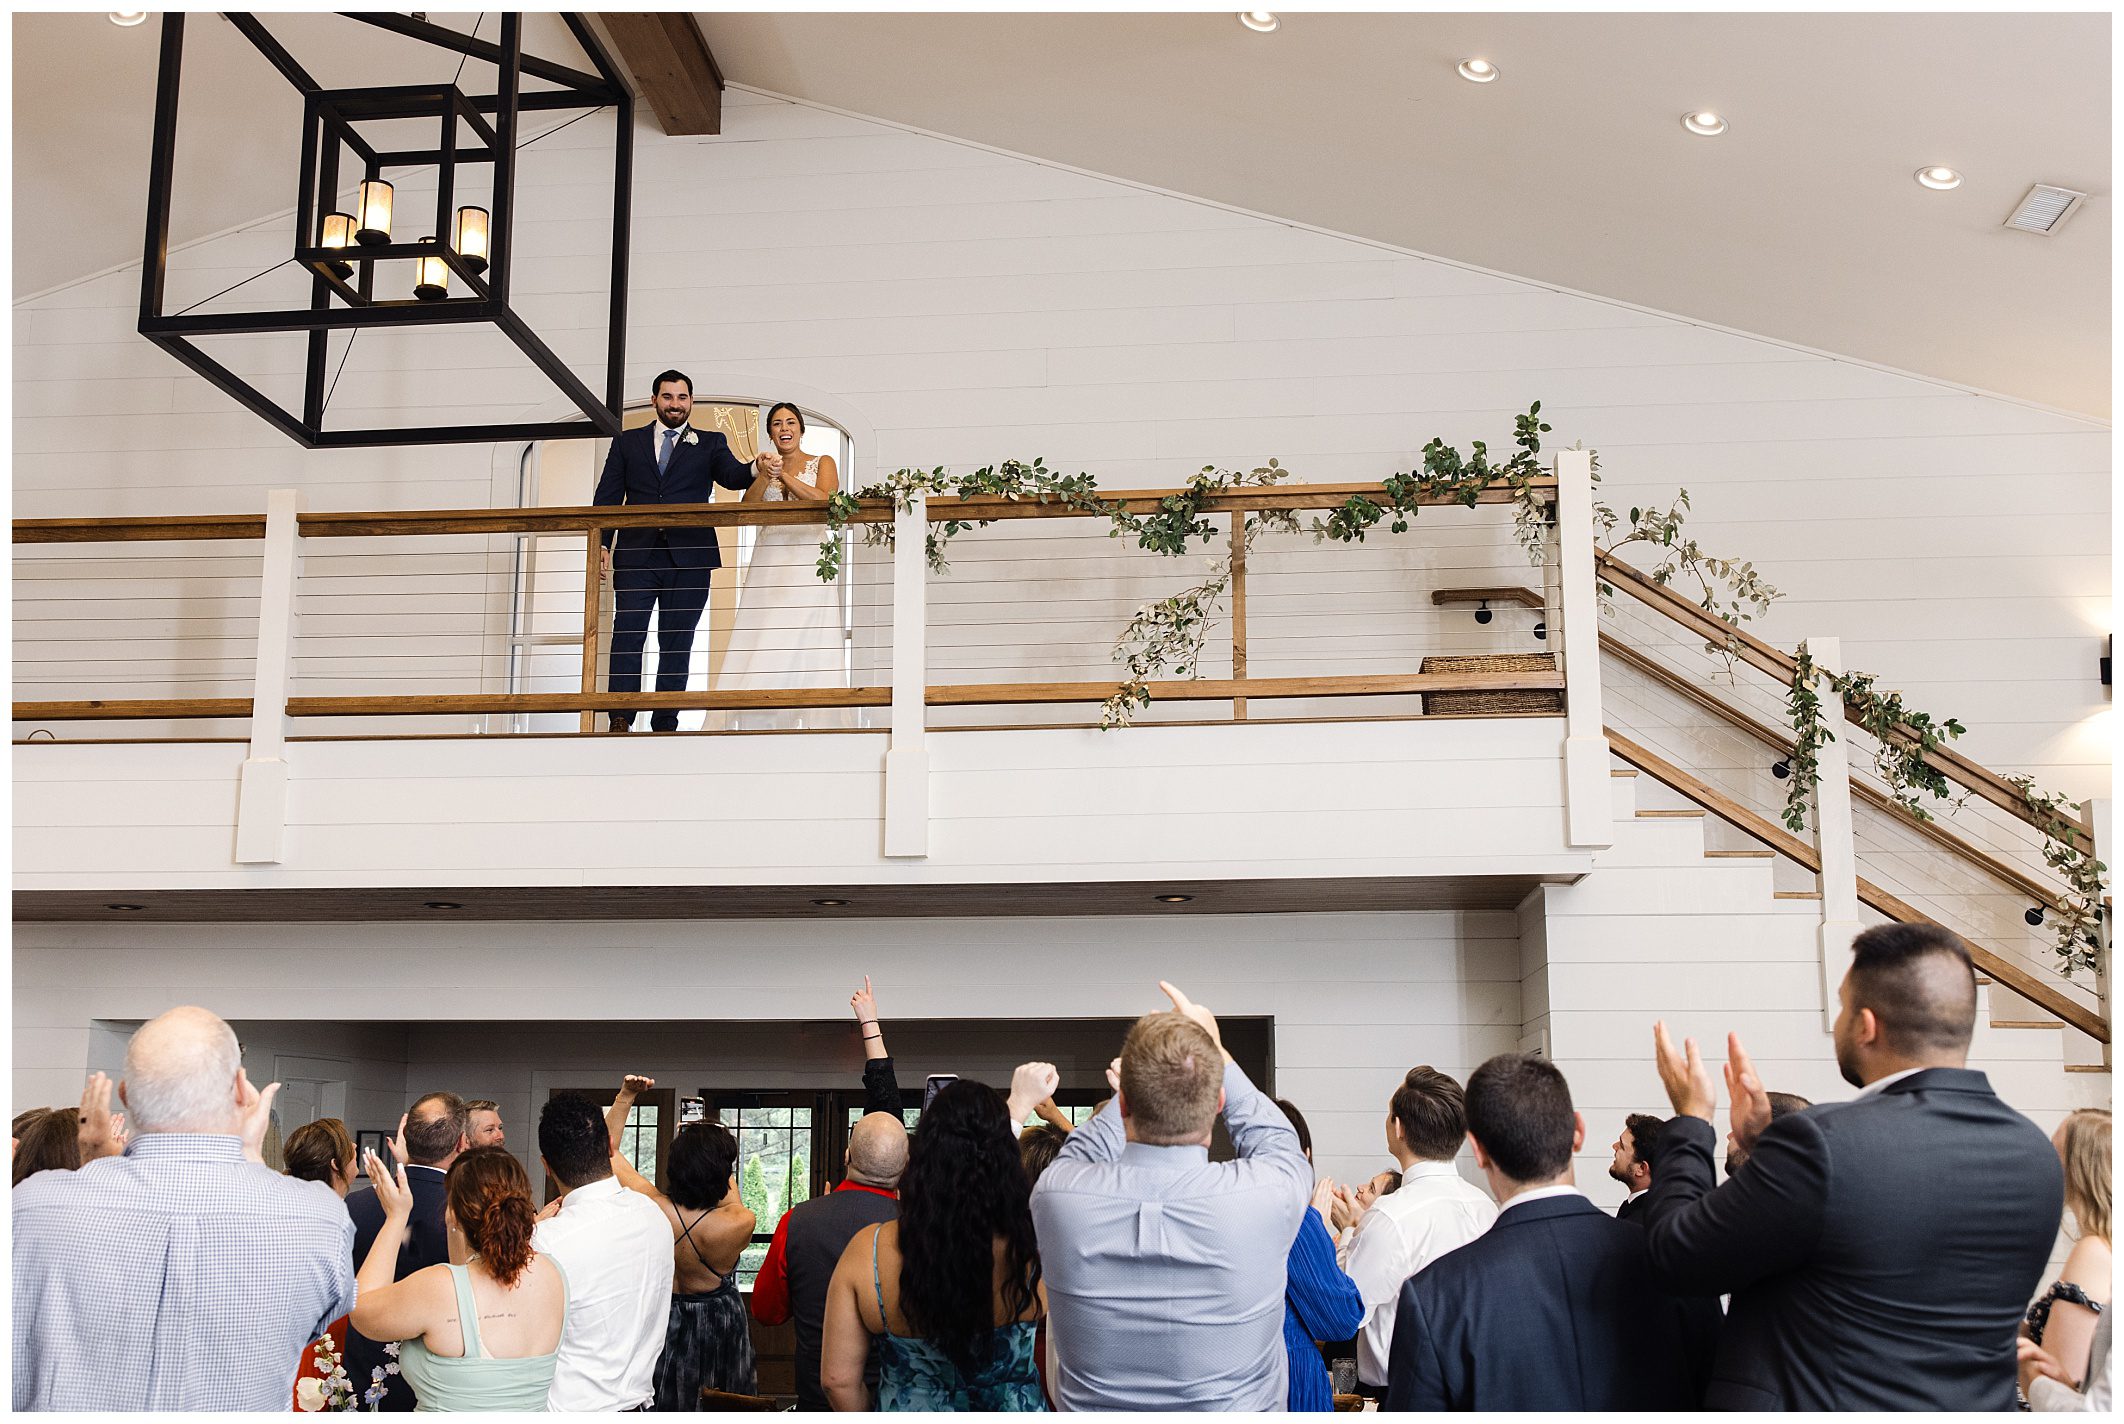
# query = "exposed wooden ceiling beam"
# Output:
<box><xmin>597</xmin><ymin>13</ymin><xmax>724</xmax><ymax>136</ymax></box>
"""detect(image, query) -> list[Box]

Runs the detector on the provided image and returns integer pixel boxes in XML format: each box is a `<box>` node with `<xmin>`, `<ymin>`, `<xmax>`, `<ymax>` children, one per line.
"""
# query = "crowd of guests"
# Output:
<box><xmin>9</xmin><ymin>924</ymin><xmax>2113</xmax><ymax>1412</ymax></box>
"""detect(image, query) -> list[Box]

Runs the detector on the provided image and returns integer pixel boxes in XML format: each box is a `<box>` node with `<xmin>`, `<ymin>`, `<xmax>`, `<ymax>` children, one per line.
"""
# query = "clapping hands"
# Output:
<box><xmin>1654</xmin><ymin>1022</ymin><xmax>1773</xmax><ymax>1151</ymax></box>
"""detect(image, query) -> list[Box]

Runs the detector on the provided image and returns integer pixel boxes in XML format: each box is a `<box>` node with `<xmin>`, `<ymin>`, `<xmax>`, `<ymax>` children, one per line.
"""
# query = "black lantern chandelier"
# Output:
<box><xmin>138</xmin><ymin>13</ymin><xmax>633</xmax><ymax>448</ymax></box>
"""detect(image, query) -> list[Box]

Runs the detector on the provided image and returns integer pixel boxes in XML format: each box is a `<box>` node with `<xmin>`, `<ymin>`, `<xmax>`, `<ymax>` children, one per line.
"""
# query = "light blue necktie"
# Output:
<box><xmin>659</xmin><ymin>427</ymin><xmax>676</xmax><ymax>473</ymax></box>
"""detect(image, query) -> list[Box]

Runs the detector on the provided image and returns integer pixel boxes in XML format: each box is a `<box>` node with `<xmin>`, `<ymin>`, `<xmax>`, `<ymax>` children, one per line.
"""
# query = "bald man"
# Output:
<box><xmin>1643</xmin><ymin>923</ymin><xmax>2064</xmax><ymax>1409</ymax></box>
<box><xmin>751</xmin><ymin>1112</ymin><xmax>910</xmax><ymax>1409</ymax></box>
<box><xmin>13</xmin><ymin>1006</ymin><xmax>355</xmax><ymax>1410</ymax></box>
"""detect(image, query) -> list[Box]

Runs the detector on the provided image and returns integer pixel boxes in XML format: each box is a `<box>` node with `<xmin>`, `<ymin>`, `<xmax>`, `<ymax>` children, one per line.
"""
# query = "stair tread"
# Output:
<box><xmin>1773</xmin><ymin>890</ymin><xmax>1823</xmax><ymax>900</ymax></box>
<box><xmin>1704</xmin><ymin>850</ymin><xmax>1774</xmax><ymax>859</ymax></box>
<box><xmin>2064</xmin><ymin>1065</ymin><xmax>2111</xmax><ymax>1073</ymax></box>
<box><xmin>1609</xmin><ymin>769</ymin><xmax>1639</xmax><ymax>778</ymax></box>
<box><xmin>1636</xmin><ymin>809</ymin><xmax>1706</xmax><ymax>819</ymax></box>
<box><xmin>1991</xmin><ymin>1021</ymin><xmax>2064</xmax><ymax>1030</ymax></box>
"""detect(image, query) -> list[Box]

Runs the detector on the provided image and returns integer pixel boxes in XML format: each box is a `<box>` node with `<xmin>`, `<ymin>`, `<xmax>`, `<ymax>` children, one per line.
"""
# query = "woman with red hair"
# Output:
<box><xmin>350</xmin><ymin>1146</ymin><xmax>570</xmax><ymax>1411</ymax></box>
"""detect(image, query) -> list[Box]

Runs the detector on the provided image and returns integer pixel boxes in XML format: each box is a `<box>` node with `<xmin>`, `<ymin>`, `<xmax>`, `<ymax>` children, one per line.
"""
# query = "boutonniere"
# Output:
<box><xmin>682</xmin><ymin>430</ymin><xmax>698</xmax><ymax>446</ymax></box>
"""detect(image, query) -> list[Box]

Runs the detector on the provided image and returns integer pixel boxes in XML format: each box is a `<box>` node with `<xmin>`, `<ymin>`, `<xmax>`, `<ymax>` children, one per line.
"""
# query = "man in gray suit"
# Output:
<box><xmin>1643</xmin><ymin>923</ymin><xmax>2063</xmax><ymax>1409</ymax></box>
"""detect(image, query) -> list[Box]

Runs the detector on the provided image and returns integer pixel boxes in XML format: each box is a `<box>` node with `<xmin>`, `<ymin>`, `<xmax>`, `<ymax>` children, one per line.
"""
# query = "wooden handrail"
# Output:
<box><xmin>1595</xmin><ymin>551</ymin><xmax>2081</xmax><ymax>851</ymax></box>
<box><xmin>12</xmin><ymin>670</ymin><xmax>1562</xmax><ymax>723</ymax></box>
<box><xmin>13</xmin><ymin>697</ymin><xmax>254</xmax><ymax>721</ymax></box>
<box><xmin>1600</xmin><ymin>634</ymin><xmax>2072</xmax><ymax>917</ymax></box>
<box><xmin>13</xmin><ymin>477</ymin><xmax>1554</xmax><ymax>544</ymax></box>
<box><xmin>1606</xmin><ymin>728</ymin><xmax>2105</xmax><ymax>1042</ymax></box>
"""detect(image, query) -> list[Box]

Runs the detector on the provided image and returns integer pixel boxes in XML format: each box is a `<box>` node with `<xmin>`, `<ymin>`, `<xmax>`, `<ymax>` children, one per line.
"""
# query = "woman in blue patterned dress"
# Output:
<box><xmin>819</xmin><ymin>1068</ymin><xmax>1054</xmax><ymax>1410</ymax></box>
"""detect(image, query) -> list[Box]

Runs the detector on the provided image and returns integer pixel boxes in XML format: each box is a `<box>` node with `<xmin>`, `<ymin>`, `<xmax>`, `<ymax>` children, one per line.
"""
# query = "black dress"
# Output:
<box><xmin>651</xmin><ymin>1213</ymin><xmax>758</xmax><ymax>1410</ymax></box>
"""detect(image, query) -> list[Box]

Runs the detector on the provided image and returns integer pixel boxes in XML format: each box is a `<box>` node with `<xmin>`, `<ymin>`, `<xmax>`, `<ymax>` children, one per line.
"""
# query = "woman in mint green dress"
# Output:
<box><xmin>350</xmin><ymin>1147</ymin><xmax>569</xmax><ymax>1412</ymax></box>
<box><xmin>819</xmin><ymin>1068</ymin><xmax>1056</xmax><ymax>1411</ymax></box>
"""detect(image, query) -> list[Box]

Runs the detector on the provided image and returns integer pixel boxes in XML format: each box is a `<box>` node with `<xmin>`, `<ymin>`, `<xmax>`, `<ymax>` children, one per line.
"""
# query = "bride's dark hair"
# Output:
<box><xmin>765</xmin><ymin>401</ymin><xmax>805</xmax><ymax>432</ymax></box>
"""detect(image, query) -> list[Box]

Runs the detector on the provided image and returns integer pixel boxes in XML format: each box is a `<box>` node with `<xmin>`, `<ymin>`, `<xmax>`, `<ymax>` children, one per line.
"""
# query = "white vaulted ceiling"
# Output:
<box><xmin>12</xmin><ymin>10</ymin><xmax>2111</xmax><ymax>416</ymax></box>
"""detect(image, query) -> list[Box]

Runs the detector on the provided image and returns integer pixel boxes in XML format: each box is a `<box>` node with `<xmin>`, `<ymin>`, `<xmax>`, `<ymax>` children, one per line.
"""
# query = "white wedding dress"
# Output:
<box><xmin>720</xmin><ymin>458</ymin><xmax>849</xmax><ymax>729</ymax></box>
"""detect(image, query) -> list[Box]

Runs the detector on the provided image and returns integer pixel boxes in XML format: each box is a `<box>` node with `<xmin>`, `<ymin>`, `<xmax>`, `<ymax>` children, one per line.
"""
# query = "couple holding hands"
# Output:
<box><xmin>592</xmin><ymin>370</ymin><xmax>844</xmax><ymax>733</ymax></box>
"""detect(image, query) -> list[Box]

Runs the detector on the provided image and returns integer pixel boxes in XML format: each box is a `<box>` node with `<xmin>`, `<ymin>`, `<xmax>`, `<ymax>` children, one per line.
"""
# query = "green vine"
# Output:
<box><xmin>1311</xmin><ymin>403</ymin><xmax>1553</xmax><ymax>562</ymax></box>
<box><xmin>2006</xmin><ymin>778</ymin><xmax>2108</xmax><ymax>979</ymax></box>
<box><xmin>1781</xmin><ymin>646</ymin><xmax>2103</xmax><ymax>978</ymax></box>
<box><xmin>813</xmin><ymin>459</ymin><xmax>1112</xmax><ymax>582</ymax></box>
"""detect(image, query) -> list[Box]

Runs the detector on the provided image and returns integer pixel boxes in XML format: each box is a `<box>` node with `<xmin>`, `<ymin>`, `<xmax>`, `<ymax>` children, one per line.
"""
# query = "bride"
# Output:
<box><xmin>720</xmin><ymin>402</ymin><xmax>847</xmax><ymax>729</ymax></box>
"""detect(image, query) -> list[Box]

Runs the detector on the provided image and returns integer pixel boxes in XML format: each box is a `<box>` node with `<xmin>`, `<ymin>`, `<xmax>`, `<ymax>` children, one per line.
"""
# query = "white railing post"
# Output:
<box><xmin>1554</xmin><ymin>449</ymin><xmax>1612</xmax><ymax>848</ymax></box>
<box><xmin>235</xmin><ymin>488</ymin><xmax>301</xmax><ymax>864</ymax></box>
<box><xmin>882</xmin><ymin>496</ymin><xmax>929</xmax><ymax>857</ymax></box>
<box><xmin>2084</xmin><ymin>798</ymin><xmax>2112</xmax><ymax>1065</ymax></box>
<box><xmin>1805</xmin><ymin>636</ymin><xmax>1863</xmax><ymax>1027</ymax></box>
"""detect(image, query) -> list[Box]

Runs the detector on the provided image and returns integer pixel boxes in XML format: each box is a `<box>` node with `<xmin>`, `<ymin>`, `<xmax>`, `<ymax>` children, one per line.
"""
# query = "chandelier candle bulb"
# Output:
<box><xmin>319</xmin><ymin>212</ymin><xmax>355</xmax><ymax>279</ymax></box>
<box><xmin>413</xmin><ymin>239</ymin><xmax>449</xmax><ymax>301</ymax></box>
<box><xmin>452</xmin><ymin>205</ymin><xmax>489</xmax><ymax>274</ymax></box>
<box><xmin>354</xmin><ymin>178</ymin><xmax>394</xmax><ymax>246</ymax></box>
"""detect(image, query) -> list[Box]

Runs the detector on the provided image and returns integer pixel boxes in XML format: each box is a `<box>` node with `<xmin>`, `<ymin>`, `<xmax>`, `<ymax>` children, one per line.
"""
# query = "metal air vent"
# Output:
<box><xmin>2003</xmin><ymin>184</ymin><xmax>2087</xmax><ymax>236</ymax></box>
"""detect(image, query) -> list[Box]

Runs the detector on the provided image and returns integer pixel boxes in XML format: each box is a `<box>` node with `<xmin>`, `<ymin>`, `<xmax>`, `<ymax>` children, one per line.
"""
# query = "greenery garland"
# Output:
<box><xmin>808</xmin><ymin>410</ymin><xmax>2101</xmax><ymax>976</ymax></box>
<box><xmin>1782</xmin><ymin>644</ymin><xmax>2103</xmax><ymax>977</ymax></box>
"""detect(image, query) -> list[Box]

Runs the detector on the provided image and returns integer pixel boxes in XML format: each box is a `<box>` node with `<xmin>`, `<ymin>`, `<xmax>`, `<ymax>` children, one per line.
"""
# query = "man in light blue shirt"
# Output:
<box><xmin>13</xmin><ymin>1006</ymin><xmax>355</xmax><ymax>1411</ymax></box>
<box><xmin>1032</xmin><ymin>982</ymin><xmax>1311</xmax><ymax>1411</ymax></box>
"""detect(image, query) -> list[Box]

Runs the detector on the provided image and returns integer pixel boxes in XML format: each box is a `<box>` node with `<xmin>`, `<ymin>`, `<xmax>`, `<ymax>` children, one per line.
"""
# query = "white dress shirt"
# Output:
<box><xmin>1344</xmin><ymin>1158</ymin><xmax>1498</xmax><ymax>1387</ymax></box>
<box><xmin>531</xmin><ymin>1174</ymin><xmax>674</xmax><ymax>1411</ymax></box>
<box><xmin>1855</xmin><ymin>1065</ymin><xmax>1927</xmax><ymax>1098</ymax></box>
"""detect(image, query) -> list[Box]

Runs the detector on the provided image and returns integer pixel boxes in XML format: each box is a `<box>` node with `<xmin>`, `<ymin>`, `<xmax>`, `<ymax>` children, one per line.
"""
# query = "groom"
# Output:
<box><xmin>592</xmin><ymin>369</ymin><xmax>763</xmax><ymax>732</ymax></box>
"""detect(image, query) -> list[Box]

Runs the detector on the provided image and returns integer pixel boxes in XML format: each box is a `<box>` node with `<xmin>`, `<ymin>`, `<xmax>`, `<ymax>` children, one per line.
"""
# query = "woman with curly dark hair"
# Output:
<box><xmin>820</xmin><ymin>1065</ymin><xmax>1055</xmax><ymax>1411</ymax></box>
<box><xmin>351</xmin><ymin>1146</ymin><xmax>569</xmax><ymax>1411</ymax></box>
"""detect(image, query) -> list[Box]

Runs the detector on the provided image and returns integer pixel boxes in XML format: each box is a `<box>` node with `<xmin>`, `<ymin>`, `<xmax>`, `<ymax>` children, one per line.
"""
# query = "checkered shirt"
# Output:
<box><xmin>12</xmin><ymin>1133</ymin><xmax>357</xmax><ymax>1410</ymax></box>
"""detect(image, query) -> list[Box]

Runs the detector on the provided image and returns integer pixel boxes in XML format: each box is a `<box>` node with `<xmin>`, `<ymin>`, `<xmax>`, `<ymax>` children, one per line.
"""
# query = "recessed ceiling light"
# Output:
<box><xmin>812</xmin><ymin>898</ymin><xmax>849</xmax><ymax>907</ymax></box>
<box><xmin>1915</xmin><ymin>166</ymin><xmax>1963</xmax><ymax>191</ymax></box>
<box><xmin>1238</xmin><ymin>11</ymin><xmax>1278</xmax><ymax>33</ymax></box>
<box><xmin>422</xmin><ymin>900</ymin><xmax>463</xmax><ymax>910</ymax></box>
<box><xmin>109</xmin><ymin>11</ymin><xmax>147</xmax><ymax>25</ymax></box>
<box><xmin>1681</xmin><ymin>111</ymin><xmax>1728</xmax><ymax>137</ymax></box>
<box><xmin>105</xmin><ymin>903</ymin><xmax>144</xmax><ymax>911</ymax></box>
<box><xmin>1155</xmin><ymin>894</ymin><xmax>1195</xmax><ymax>904</ymax></box>
<box><xmin>1456</xmin><ymin>58</ymin><xmax>1498</xmax><ymax>83</ymax></box>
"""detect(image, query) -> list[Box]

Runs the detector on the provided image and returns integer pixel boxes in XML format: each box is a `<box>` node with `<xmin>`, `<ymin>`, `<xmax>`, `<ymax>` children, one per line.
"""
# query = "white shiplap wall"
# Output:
<box><xmin>12</xmin><ymin>85</ymin><xmax>2108</xmax><ymax>794</ymax></box>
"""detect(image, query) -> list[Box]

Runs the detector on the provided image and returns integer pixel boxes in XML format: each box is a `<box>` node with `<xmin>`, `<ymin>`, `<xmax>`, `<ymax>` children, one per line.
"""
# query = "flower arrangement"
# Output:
<box><xmin>295</xmin><ymin>1334</ymin><xmax>398</xmax><ymax>1412</ymax></box>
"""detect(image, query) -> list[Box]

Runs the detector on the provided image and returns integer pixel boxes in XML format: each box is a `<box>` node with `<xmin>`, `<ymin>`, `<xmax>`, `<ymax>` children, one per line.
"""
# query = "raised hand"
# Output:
<box><xmin>392</xmin><ymin>1111</ymin><xmax>410</xmax><ymax>1169</ymax></box>
<box><xmin>364</xmin><ymin>1149</ymin><xmax>414</xmax><ymax>1222</ymax></box>
<box><xmin>1653</xmin><ymin>1021</ymin><xmax>1717</xmax><ymax>1121</ymax></box>
<box><xmin>1105</xmin><ymin>1057</ymin><xmax>1122</xmax><ymax>1094</ymax></box>
<box><xmin>618</xmin><ymin>1074</ymin><xmax>655</xmax><ymax>1100</ymax></box>
<box><xmin>1158</xmin><ymin>980</ymin><xmax>1226</xmax><ymax>1056</ymax></box>
<box><xmin>236</xmin><ymin>1069</ymin><xmax>282</xmax><ymax>1165</ymax></box>
<box><xmin>851</xmin><ymin>975</ymin><xmax>878</xmax><ymax>1027</ymax></box>
<box><xmin>1310</xmin><ymin>1175</ymin><xmax>1339</xmax><ymax>1221</ymax></box>
<box><xmin>1007</xmin><ymin>1062</ymin><xmax>1062</xmax><ymax>1125</ymax></box>
<box><xmin>1034</xmin><ymin>1097</ymin><xmax>1075</xmax><ymax>1132</ymax></box>
<box><xmin>78</xmin><ymin>1071</ymin><xmax>127</xmax><ymax>1161</ymax></box>
<box><xmin>1723</xmin><ymin>1032</ymin><xmax>1773</xmax><ymax>1153</ymax></box>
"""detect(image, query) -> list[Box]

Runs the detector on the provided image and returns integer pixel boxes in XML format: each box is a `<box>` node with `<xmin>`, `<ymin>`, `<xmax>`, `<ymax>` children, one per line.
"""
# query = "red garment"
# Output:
<box><xmin>291</xmin><ymin>1316</ymin><xmax>348</xmax><ymax>1410</ymax></box>
<box><xmin>747</xmin><ymin>1181</ymin><xmax>897</xmax><ymax>1325</ymax></box>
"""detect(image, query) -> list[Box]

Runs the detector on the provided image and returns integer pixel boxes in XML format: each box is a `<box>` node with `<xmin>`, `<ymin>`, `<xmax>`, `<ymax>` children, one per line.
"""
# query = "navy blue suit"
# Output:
<box><xmin>592</xmin><ymin>421</ymin><xmax>755</xmax><ymax>728</ymax></box>
<box><xmin>1641</xmin><ymin>1069</ymin><xmax>2061</xmax><ymax>1410</ymax></box>
<box><xmin>343</xmin><ymin>1165</ymin><xmax>451</xmax><ymax>1411</ymax></box>
<box><xmin>1384</xmin><ymin>1192</ymin><xmax>1719</xmax><ymax>1411</ymax></box>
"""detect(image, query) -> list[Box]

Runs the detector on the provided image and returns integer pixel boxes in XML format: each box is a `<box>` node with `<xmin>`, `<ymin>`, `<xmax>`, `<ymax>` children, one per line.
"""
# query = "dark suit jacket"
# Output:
<box><xmin>344</xmin><ymin>1165</ymin><xmax>451</xmax><ymax>1411</ymax></box>
<box><xmin>1641</xmin><ymin>1068</ymin><xmax>2063</xmax><ymax>1410</ymax></box>
<box><xmin>592</xmin><ymin>421</ymin><xmax>755</xmax><ymax>570</ymax></box>
<box><xmin>1384</xmin><ymin>1193</ymin><xmax>1719</xmax><ymax>1410</ymax></box>
<box><xmin>1615</xmin><ymin>1190</ymin><xmax>1649</xmax><ymax>1223</ymax></box>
